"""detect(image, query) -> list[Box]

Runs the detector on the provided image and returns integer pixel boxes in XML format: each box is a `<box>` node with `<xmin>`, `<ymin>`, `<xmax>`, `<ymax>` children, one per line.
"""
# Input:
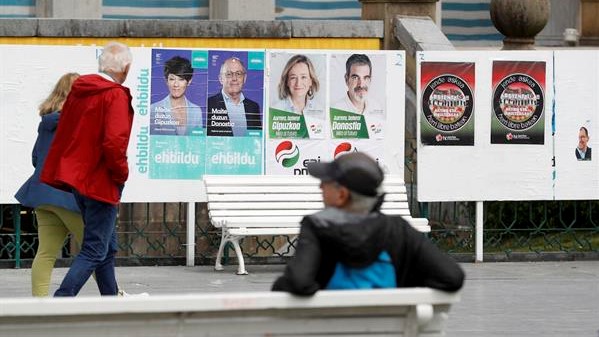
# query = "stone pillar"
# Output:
<box><xmin>209</xmin><ymin>0</ymin><xmax>275</xmax><ymax>20</ymax></box>
<box><xmin>581</xmin><ymin>0</ymin><xmax>599</xmax><ymax>45</ymax></box>
<box><xmin>360</xmin><ymin>0</ymin><xmax>439</xmax><ymax>50</ymax></box>
<box><xmin>490</xmin><ymin>0</ymin><xmax>550</xmax><ymax>50</ymax></box>
<box><xmin>36</xmin><ymin>0</ymin><xmax>102</xmax><ymax>19</ymax></box>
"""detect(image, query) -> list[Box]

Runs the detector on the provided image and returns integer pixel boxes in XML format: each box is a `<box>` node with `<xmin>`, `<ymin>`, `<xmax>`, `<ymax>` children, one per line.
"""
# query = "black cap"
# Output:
<box><xmin>307</xmin><ymin>152</ymin><xmax>384</xmax><ymax>196</ymax></box>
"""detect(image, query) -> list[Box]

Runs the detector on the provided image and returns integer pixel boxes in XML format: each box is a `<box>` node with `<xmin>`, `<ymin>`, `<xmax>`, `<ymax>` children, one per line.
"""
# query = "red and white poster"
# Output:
<box><xmin>420</xmin><ymin>62</ymin><xmax>475</xmax><ymax>146</ymax></box>
<box><xmin>491</xmin><ymin>61</ymin><xmax>546</xmax><ymax>145</ymax></box>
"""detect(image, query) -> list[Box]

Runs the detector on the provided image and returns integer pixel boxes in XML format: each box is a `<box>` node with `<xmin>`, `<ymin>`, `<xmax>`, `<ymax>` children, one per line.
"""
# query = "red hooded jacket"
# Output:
<box><xmin>41</xmin><ymin>74</ymin><xmax>134</xmax><ymax>205</ymax></box>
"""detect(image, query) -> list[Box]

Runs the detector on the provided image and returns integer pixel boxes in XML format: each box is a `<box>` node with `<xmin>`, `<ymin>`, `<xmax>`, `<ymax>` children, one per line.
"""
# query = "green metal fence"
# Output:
<box><xmin>2</xmin><ymin>199</ymin><xmax>598</xmax><ymax>268</ymax></box>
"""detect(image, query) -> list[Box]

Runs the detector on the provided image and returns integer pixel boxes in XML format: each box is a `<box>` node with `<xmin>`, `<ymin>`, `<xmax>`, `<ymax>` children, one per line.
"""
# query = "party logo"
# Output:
<box><xmin>422</xmin><ymin>74</ymin><xmax>473</xmax><ymax>132</ymax></box>
<box><xmin>275</xmin><ymin>140</ymin><xmax>300</xmax><ymax>168</ymax></box>
<box><xmin>493</xmin><ymin>73</ymin><xmax>544</xmax><ymax>131</ymax></box>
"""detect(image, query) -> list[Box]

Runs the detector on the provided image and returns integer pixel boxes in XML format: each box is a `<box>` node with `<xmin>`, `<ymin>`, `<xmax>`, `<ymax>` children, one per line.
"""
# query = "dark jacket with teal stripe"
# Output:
<box><xmin>272</xmin><ymin>208</ymin><xmax>465</xmax><ymax>295</ymax></box>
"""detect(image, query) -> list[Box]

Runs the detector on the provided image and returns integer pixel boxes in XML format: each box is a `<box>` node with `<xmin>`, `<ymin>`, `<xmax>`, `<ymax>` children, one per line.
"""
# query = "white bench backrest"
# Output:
<box><xmin>0</xmin><ymin>289</ymin><xmax>459</xmax><ymax>337</ymax></box>
<box><xmin>205</xmin><ymin>174</ymin><xmax>423</xmax><ymax>227</ymax></box>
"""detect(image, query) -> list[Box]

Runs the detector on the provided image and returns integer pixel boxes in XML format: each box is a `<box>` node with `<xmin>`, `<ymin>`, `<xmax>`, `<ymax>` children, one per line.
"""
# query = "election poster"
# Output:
<box><xmin>205</xmin><ymin>50</ymin><xmax>265</xmax><ymax>175</ymax></box>
<box><xmin>264</xmin><ymin>51</ymin><xmax>404</xmax><ymax>176</ymax></box>
<box><xmin>329</xmin><ymin>53</ymin><xmax>387</xmax><ymax>140</ymax></box>
<box><xmin>268</xmin><ymin>52</ymin><xmax>327</xmax><ymax>139</ymax></box>
<box><xmin>148</xmin><ymin>49</ymin><xmax>207</xmax><ymax>179</ymax></box>
<box><xmin>491</xmin><ymin>61</ymin><xmax>546</xmax><ymax>145</ymax></box>
<box><xmin>420</xmin><ymin>62</ymin><xmax>475</xmax><ymax>146</ymax></box>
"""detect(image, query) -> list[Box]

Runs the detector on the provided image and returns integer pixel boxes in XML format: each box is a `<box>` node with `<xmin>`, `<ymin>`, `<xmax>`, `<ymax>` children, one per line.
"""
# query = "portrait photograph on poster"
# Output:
<box><xmin>204</xmin><ymin>50</ymin><xmax>265</xmax><ymax>175</ymax></box>
<box><xmin>575</xmin><ymin>125</ymin><xmax>592</xmax><ymax>161</ymax></box>
<box><xmin>491</xmin><ymin>61</ymin><xmax>546</xmax><ymax>145</ymax></box>
<box><xmin>150</xmin><ymin>49</ymin><xmax>207</xmax><ymax>136</ymax></box>
<box><xmin>553</xmin><ymin>50</ymin><xmax>599</xmax><ymax>200</ymax></box>
<box><xmin>268</xmin><ymin>52</ymin><xmax>327</xmax><ymax>139</ymax></box>
<box><xmin>206</xmin><ymin>50</ymin><xmax>264</xmax><ymax>138</ymax></box>
<box><xmin>329</xmin><ymin>53</ymin><xmax>387</xmax><ymax>139</ymax></box>
<box><xmin>148</xmin><ymin>49</ymin><xmax>207</xmax><ymax>180</ymax></box>
<box><xmin>420</xmin><ymin>62</ymin><xmax>475</xmax><ymax>146</ymax></box>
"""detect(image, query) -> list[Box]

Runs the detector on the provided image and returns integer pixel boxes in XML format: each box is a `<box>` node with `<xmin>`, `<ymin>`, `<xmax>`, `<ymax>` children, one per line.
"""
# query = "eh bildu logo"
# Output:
<box><xmin>275</xmin><ymin>141</ymin><xmax>300</xmax><ymax>168</ymax></box>
<box><xmin>422</xmin><ymin>74</ymin><xmax>473</xmax><ymax>133</ymax></box>
<box><xmin>493</xmin><ymin>73</ymin><xmax>544</xmax><ymax>131</ymax></box>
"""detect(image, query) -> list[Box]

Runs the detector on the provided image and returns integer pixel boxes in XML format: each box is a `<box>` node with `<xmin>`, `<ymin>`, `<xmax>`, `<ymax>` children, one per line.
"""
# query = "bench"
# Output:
<box><xmin>204</xmin><ymin>174</ymin><xmax>430</xmax><ymax>275</ymax></box>
<box><xmin>0</xmin><ymin>288</ymin><xmax>459</xmax><ymax>337</ymax></box>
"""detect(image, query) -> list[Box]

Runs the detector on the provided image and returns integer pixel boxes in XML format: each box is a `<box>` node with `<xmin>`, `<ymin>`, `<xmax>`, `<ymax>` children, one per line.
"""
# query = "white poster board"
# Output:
<box><xmin>0</xmin><ymin>45</ymin><xmax>405</xmax><ymax>203</ymax></box>
<box><xmin>553</xmin><ymin>50</ymin><xmax>599</xmax><ymax>200</ymax></box>
<box><xmin>417</xmin><ymin>51</ymin><xmax>554</xmax><ymax>202</ymax></box>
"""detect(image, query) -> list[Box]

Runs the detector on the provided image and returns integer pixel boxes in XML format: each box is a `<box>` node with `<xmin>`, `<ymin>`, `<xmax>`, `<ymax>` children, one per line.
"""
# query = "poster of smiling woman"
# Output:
<box><xmin>149</xmin><ymin>49</ymin><xmax>207</xmax><ymax>180</ymax></box>
<box><xmin>150</xmin><ymin>49</ymin><xmax>206</xmax><ymax>136</ymax></box>
<box><xmin>268</xmin><ymin>52</ymin><xmax>326</xmax><ymax>139</ymax></box>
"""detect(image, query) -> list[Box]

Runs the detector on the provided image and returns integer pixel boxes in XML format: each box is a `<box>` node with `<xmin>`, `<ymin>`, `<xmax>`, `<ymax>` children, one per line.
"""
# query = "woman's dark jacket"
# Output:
<box><xmin>15</xmin><ymin>112</ymin><xmax>79</xmax><ymax>213</ymax></box>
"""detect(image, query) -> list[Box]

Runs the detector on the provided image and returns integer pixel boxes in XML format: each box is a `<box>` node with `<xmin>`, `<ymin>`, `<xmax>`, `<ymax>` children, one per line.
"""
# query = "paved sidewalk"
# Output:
<box><xmin>1</xmin><ymin>261</ymin><xmax>598</xmax><ymax>337</ymax></box>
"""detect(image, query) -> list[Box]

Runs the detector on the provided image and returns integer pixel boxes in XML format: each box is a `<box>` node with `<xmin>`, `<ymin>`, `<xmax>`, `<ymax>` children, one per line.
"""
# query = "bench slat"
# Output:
<box><xmin>211</xmin><ymin>209</ymin><xmax>318</xmax><ymax>217</ymax></box>
<box><xmin>212</xmin><ymin>216</ymin><xmax>304</xmax><ymax>226</ymax></box>
<box><xmin>207</xmin><ymin>194</ymin><xmax>324</xmax><ymax>202</ymax></box>
<box><xmin>204</xmin><ymin>175</ymin><xmax>407</xmax><ymax>185</ymax></box>
<box><xmin>212</xmin><ymin>208</ymin><xmax>413</xmax><ymax>217</ymax></box>
<box><xmin>204</xmin><ymin>175</ymin><xmax>320</xmax><ymax>185</ymax></box>
<box><xmin>209</xmin><ymin>201</ymin><xmax>410</xmax><ymax>211</ymax></box>
<box><xmin>209</xmin><ymin>201</ymin><xmax>325</xmax><ymax>210</ymax></box>
<box><xmin>208</xmin><ymin>193</ymin><xmax>408</xmax><ymax>202</ymax></box>
<box><xmin>207</xmin><ymin>186</ymin><xmax>321</xmax><ymax>193</ymax></box>
<box><xmin>228</xmin><ymin>227</ymin><xmax>300</xmax><ymax>236</ymax></box>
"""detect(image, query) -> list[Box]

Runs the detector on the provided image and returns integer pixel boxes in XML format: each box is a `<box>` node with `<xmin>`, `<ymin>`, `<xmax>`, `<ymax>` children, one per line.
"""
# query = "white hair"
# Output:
<box><xmin>346</xmin><ymin>190</ymin><xmax>380</xmax><ymax>213</ymax></box>
<box><xmin>98</xmin><ymin>41</ymin><xmax>132</xmax><ymax>73</ymax></box>
<box><xmin>219</xmin><ymin>57</ymin><xmax>246</xmax><ymax>75</ymax></box>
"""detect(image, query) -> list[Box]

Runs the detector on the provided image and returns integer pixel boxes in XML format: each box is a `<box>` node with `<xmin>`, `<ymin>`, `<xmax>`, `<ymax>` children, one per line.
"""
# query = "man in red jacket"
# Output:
<box><xmin>41</xmin><ymin>41</ymin><xmax>134</xmax><ymax>296</ymax></box>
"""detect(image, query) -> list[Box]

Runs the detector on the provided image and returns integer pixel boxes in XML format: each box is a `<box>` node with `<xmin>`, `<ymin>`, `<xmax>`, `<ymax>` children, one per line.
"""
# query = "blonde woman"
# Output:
<box><xmin>272</xmin><ymin>54</ymin><xmax>324</xmax><ymax>138</ymax></box>
<box><xmin>275</xmin><ymin>54</ymin><xmax>320</xmax><ymax>115</ymax></box>
<box><xmin>15</xmin><ymin>73</ymin><xmax>84</xmax><ymax>296</ymax></box>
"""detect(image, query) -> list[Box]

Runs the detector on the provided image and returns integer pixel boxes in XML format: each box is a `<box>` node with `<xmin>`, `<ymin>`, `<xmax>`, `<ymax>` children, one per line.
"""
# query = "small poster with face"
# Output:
<box><xmin>575</xmin><ymin>126</ymin><xmax>592</xmax><ymax>161</ymax></box>
<box><xmin>268</xmin><ymin>52</ymin><xmax>326</xmax><ymax>139</ymax></box>
<box><xmin>329</xmin><ymin>53</ymin><xmax>387</xmax><ymax>139</ymax></box>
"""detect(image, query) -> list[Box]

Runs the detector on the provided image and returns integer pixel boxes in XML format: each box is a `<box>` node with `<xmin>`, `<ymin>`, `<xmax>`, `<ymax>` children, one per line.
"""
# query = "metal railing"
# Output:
<box><xmin>2</xmin><ymin>198</ymin><xmax>598</xmax><ymax>268</ymax></box>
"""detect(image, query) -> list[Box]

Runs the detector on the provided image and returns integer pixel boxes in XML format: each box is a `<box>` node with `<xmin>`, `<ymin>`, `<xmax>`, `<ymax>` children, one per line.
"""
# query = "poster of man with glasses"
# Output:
<box><xmin>207</xmin><ymin>52</ymin><xmax>263</xmax><ymax>137</ymax></box>
<box><xmin>205</xmin><ymin>50</ymin><xmax>264</xmax><ymax>175</ymax></box>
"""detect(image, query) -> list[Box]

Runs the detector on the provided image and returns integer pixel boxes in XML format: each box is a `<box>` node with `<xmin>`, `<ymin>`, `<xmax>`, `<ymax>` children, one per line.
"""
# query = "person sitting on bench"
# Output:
<box><xmin>272</xmin><ymin>152</ymin><xmax>465</xmax><ymax>295</ymax></box>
